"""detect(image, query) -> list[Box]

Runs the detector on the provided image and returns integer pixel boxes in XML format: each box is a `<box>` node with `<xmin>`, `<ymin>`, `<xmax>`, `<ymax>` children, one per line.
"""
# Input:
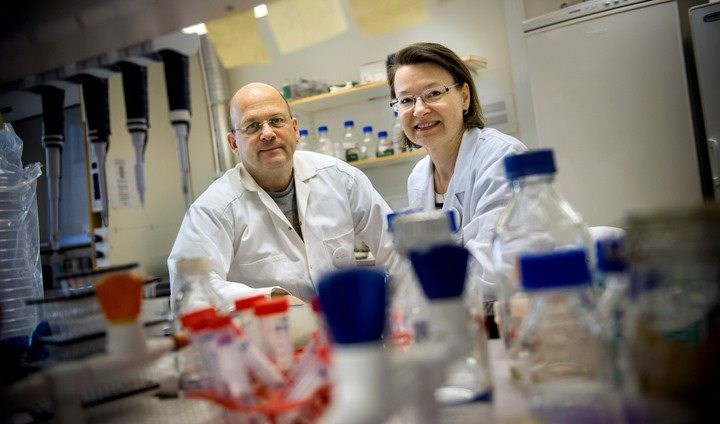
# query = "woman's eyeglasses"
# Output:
<box><xmin>390</xmin><ymin>83</ymin><xmax>461</xmax><ymax>112</ymax></box>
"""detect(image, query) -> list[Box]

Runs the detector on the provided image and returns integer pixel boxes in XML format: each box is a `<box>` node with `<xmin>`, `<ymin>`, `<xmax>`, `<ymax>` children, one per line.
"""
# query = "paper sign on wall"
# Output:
<box><xmin>106</xmin><ymin>157</ymin><xmax>140</xmax><ymax>209</ymax></box>
<box><xmin>347</xmin><ymin>0</ymin><xmax>428</xmax><ymax>36</ymax></box>
<box><xmin>206</xmin><ymin>8</ymin><xmax>271</xmax><ymax>68</ymax></box>
<box><xmin>267</xmin><ymin>0</ymin><xmax>349</xmax><ymax>54</ymax></box>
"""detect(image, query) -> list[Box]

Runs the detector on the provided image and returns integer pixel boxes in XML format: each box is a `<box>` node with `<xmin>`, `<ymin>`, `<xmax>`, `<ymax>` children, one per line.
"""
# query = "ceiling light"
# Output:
<box><xmin>181</xmin><ymin>23</ymin><xmax>207</xmax><ymax>35</ymax></box>
<box><xmin>254</xmin><ymin>4</ymin><xmax>268</xmax><ymax>18</ymax></box>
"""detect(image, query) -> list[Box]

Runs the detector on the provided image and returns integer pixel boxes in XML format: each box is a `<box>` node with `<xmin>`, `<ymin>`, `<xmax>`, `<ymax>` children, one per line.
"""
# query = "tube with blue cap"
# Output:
<box><xmin>316</xmin><ymin>268</ymin><xmax>392</xmax><ymax>424</ymax></box>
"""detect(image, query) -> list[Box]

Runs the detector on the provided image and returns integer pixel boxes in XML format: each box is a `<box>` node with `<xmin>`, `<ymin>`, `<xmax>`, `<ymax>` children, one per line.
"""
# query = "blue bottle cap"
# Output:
<box><xmin>362</xmin><ymin>125</ymin><xmax>373</xmax><ymax>133</ymax></box>
<box><xmin>299</xmin><ymin>129</ymin><xmax>308</xmax><ymax>136</ymax></box>
<box><xmin>519</xmin><ymin>249</ymin><xmax>591</xmax><ymax>290</ymax></box>
<box><xmin>504</xmin><ymin>149</ymin><xmax>556</xmax><ymax>180</ymax></box>
<box><xmin>318</xmin><ymin>125</ymin><xmax>328</xmax><ymax>132</ymax></box>
<box><xmin>595</xmin><ymin>237</ymin><xmax>627</xmax><ymax>272</ymax></box>
<box><xmin>317</xmin><ymin>268</ymin><xmax>387</xmax><ymax>344</ymax></box>
<box><xmin>409</xmin><ymin>244</ymin><xmax>468</xmax><ymax>299</ymax></box>
<box><xmin>377</xmin><ymin>130</ymin><xmax>388</xmax><ymax>138</ymax></box>
<box><xmin>344</xmin><ymin>120</ymin><xmax>354</xmax><ymax>127</ymax></box>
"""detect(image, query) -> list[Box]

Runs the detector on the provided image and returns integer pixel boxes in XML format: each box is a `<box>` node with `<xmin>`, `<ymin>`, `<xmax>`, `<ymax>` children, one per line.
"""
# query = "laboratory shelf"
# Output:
<box><xmin>289</xmin><ymin>80</ymin><xmax>390</xmax><ymax>114</ymax></box>
<box><xmin>288</xmin><ymin>56</ymin><xmax>486</xmax><ymax>114</ymax></box>
<box><xmin>350</xmin><ymin>148</ymin><xmax>426</xmax><ymax>170</ymax></box>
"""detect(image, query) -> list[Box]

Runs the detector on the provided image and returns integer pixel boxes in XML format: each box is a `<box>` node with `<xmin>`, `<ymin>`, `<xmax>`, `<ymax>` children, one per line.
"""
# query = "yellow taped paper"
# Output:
<box><xmin>205</xmin><ymin>9</ymin><xmax>271</xmax><ymax>68</ymax></box>
<box><xmin>347</xmin><ymin>0</ymin><xmax>428</xmax><ymax>36</ymax></box>
<box><xmin>267</xmin><ymin>0</ymin><xmax>349</xmax><ymax>54</ymax></box>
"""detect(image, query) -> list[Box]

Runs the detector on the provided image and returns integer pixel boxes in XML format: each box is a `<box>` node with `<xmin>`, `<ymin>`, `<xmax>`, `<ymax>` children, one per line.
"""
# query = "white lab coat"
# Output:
<box><xmin>406</xmin><ymin>127</ymin><xmax>527</xmax><ymax>294</ymax></box>
<box><xmin>168</xmin><ymin>150</ymin><xmax>402</xmax><ymax>308</ymax></box>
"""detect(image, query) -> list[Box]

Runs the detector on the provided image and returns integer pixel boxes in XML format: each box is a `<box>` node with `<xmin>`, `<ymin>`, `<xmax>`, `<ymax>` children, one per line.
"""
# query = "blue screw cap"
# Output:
<box><xmin>317</xmin><ymin>268</ymin><xmax>387</xmax><ymax>344</ymax></box>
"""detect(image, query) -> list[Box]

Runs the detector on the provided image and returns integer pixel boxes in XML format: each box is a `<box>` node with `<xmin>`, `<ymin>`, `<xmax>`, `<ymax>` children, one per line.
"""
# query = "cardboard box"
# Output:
<box><xmin>359</xmin><ymin>60</ymin><xmax>387</xmax><ymax>84</ymax></box>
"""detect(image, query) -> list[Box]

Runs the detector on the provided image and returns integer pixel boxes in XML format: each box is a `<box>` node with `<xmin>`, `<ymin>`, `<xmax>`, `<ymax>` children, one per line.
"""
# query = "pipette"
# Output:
<box><xmin>36</xmin><ymin>85</ymin><xmax>65</xmax><ymax>251</ymax></box>
<box><xmin>117</xmin><ymin>61</ymin><xmax>149</xmax><ymax>205</ymax></box>
<box><xmin>73</xmin><ymin>74</ymin><xmax>111</xmax><ymax>226</ymax></box>
<box><xmin>158</xmin><ymin>49</ymin><xmax>193</xmax><ymax>210</ymax></box>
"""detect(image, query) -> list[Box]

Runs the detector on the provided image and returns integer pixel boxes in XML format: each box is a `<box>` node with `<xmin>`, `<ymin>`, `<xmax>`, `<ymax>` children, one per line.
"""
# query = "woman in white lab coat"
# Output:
<box><xmin>168</xmin><ymin>83</ymin><xmax>402</xmax><ymax>310</ymax></box>
<box><xmin>388</xmin><ymin>42</ymin><xmax>527</xmax><ymax>291</ymax></box>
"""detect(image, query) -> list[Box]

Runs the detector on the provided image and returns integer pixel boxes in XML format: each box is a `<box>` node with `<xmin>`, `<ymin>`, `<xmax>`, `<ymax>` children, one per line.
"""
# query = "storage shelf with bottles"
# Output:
<box><xmin>288</xmin><ymin>55</ymin><xmax>487</xmax><ymax>114</ymax></box>
<box><xmin>350</xmin><ymin>148</ymin><xmax>426</xmax><ymax>170</ymax></box>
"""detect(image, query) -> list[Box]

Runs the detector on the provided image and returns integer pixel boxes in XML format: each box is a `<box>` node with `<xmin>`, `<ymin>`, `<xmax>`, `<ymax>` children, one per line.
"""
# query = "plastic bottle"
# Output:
<box><xmin>491</xmin><ymin>149</ymin><xmax>592</xmax><ymax>359</ymax></box>
<box><xmin>317</xmin><ymin>125</ymin><xmax>335</xmax><ymax>157</ymax></box>
<box><xmin>516</xmin><ymin>249</ymin><xmax>622</xmax><ymax>423</ymax></box>
<box><xmin>298</xmin><ymin>128</ymin><xmax>311</xmax><ymax>151</ymax></box>
<box><xmin>376</xmin><ymin>130</ymin><xmax>394</xmax><ymax>157</ymax></box>
<box><xmin>359</xmin><ymin>125</ymin><xmax>376</xmax><ymax>160</ymax></box>
<box><xmin>342</xmin><ymin>120</ymin><xmax>360</xmax><ymax>162</ymax></box>
<box><xmin>391</xmin><ymin>111</ymin><xmax>405</xmax><ymax>153</ymax></box>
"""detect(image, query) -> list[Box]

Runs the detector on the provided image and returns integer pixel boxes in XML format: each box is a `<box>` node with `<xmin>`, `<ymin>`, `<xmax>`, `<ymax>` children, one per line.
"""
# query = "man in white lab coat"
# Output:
<box><xmin>168</xmin><ymin>83</ymin><xmax>402</xmax><ymax>308</ymax></box>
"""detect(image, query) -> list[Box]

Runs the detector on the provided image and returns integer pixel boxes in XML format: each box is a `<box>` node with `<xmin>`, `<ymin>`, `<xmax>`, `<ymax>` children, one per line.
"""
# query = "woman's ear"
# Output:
<box><xmin>461</xmin><ymin>82</ymin><xmax>471</xmax><ymax>111</ymax></box>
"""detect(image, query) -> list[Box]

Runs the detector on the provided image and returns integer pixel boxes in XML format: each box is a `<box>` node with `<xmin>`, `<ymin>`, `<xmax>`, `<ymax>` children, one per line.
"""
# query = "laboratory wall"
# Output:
<box><xmin>226</xmin><ymin>0</ymin><xmax>520</xmax><ymax>207</ymax></box>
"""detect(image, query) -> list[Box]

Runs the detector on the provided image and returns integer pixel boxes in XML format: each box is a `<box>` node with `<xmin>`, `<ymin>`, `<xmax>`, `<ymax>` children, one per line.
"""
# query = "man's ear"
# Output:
<box><xmin>227</xmin><ymin>132</ymin><xmax>239</xmax><ymax>155</ymax></box>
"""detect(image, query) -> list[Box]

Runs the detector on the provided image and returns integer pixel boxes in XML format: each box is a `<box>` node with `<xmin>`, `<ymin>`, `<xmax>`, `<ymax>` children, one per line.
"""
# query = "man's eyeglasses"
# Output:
<box><xmin>390</xmin><ymin>83</ymin><xmax>461</xmax><ymax>112</ymax></box>
<box><xmin>232</xmin><ymin>115</ymin><xmax>289</xmax><ymax>135</ymax></box>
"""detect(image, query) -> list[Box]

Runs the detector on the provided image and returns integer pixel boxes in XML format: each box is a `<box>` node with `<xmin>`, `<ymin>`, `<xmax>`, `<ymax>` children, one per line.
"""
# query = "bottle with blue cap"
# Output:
<box><xmin>386</xmin><ymin>209</ymin><xmax>458</xmax><ymax>350</ymax></box>
<box><xmin>297</xmin><ymin>128</ymin><xmax>311</xmax><ymax>151</ymax></box>
<box><xmin>491</xmin><ymin>149</ymin><xmax>592</xmax><ymax>360</ymax></box>
<box><xmin>316</xmin><ymin>268</ymin><xmax>392</xmax><ymax>424</ymax></box>
<box><xmin>387</xmin><ymin>210</ymin><xmax>492</xmax><ymax>410</ymax></box>
<box><xmin>359</xmin><ymin>125</ymin><xmax>376</xmax><ymax>160</ymax></box>
<box><xmin>409</xmin><ymin>244</ymin><xmax>493</xmax><ymax>410</ymax></box>
<box><xmin>316</xmin><ymin>125</ymin><xmax>335</xmax><ymax>157</ymax></box>
<box><xmin>595</xmin><ymin>237</ymin><xmax>632</xmax><ymax>390</ymax></box>
<box><xmin>376</xmin><ymin>130</ymin><xmax>394</xmax><ymax>157</ymax></box>
<box><xmin>342</xmin><ymin>120</ymin><xmax>360</xmax><ymax>162</ymax></box>
<box><xmin>516</xmin><ymin>249</ymin><xmax>622</xmax><ymax>423</ymax></box>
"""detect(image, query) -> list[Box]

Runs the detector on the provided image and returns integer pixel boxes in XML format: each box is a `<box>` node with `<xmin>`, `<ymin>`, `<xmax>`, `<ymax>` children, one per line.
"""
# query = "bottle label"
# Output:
<box><xmin>377</xmin><ymin>148</ymin><xmax>394</xmax><ymax>157</ymax></box>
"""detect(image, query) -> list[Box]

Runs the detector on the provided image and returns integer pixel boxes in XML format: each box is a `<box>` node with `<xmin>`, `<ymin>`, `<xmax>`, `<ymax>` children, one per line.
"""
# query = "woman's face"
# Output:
<box><xmin>393</xmin><ymin>62</ymin><xmax>469</xmax><ymax>151</ymax></box>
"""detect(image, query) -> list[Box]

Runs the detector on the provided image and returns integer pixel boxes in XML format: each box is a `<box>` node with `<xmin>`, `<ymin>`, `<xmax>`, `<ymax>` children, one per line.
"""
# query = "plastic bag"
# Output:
<box><xmin>0</xmin><ymin>123</ymin><xmax>43</xmax><ymax>340</ymax></box>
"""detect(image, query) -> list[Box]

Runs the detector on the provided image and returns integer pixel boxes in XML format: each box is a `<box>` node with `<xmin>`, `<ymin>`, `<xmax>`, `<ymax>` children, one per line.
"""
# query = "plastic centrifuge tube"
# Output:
<box><xmin>209</xmin><ymin>315</ymin><xmax>255</xmax><ymax>401</ymax></box>
<box><xmin>233</xmin><ymin>293</ymin><xmax>266</xmax><ymax>347</ymax></box>
<box><xmin>236</xmin><ymin>332</ymin><xmax>286</xmax><ymax>389</ymax></box>
<box><xmin>254</xmin><ymin>297</ymin><xmax>294</xmax><ymax>372</ymax></box>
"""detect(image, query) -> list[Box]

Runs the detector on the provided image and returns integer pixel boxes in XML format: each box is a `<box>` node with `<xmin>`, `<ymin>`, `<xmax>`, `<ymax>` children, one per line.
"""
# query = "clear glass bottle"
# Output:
<box><xmin>342</xmin><ymin>120</ymin><xmax>360</xmax><ymax>162</ymax></box>
<box><xmin>317</xmin><ymin>125</ymin><xmax>335</xmax><ymax>157</ymax></box>
<box><xmin>298</xmin><ymin>128</ymin><xmax>311</xmax><ymax>151</ymax></box>
<box><xmin>491</xmin><ymin>149</ymin><xmax>592</xmax><ymax>359</ymax></box>
<box><xmin>594</xmin><ymin>237</ymin><xmax>632</xmax><ymax>390</ymax></box>
<box><xmin>376</xmin><ymin>130</ymin><xmax>393</xmax><ymax>157</ymax></box>
<box><xmin>516</xmin><ymin>249</ymin><xmax>622</xmax><ymax>423</ymax></box>
<box><xmin>391</xmin><ymin>111</ymin><xmax>405</xmax><ymax>153</ymax></box>
<box><xmin>359</xmin><ymin>125</ymin><xmax>376</xmax><ymax>160</ymax></box>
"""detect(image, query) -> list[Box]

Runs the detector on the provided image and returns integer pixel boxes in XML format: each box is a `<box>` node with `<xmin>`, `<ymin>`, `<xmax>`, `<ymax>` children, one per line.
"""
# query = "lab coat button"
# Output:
<box><xmin>332</xmin><ymin>247</ymin><xmax>352</xmax><ymax>267</ymax></box>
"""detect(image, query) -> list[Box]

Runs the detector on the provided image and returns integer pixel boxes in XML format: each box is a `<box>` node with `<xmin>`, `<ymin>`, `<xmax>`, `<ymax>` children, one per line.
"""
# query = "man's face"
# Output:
<box><xmin>228</xmin><ymin>86</ymin><xmax>299</xmax><ymax>177</ymax></box>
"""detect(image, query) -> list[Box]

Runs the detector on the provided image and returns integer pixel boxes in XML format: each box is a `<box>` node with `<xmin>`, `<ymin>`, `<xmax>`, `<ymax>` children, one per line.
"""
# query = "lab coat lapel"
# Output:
<box><xmin>409</xmin><ymin>156</ymin><xmax>435</xmax><ymax>210</ymax></box>
<box><xmin>238</xmin><ymin>162</ymin><xmax>305</xmax><ymax>248</ymax></box>
<box><xmin>446</xmin><ymin>129</ymin><xmax>476</xmax><ymax>214</ymax></box>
